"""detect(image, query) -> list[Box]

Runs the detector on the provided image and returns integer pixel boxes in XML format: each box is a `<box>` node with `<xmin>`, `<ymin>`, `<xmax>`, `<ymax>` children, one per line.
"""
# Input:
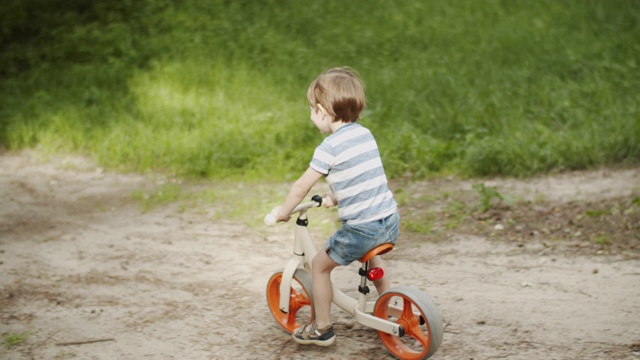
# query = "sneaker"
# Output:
<box><xmin>292</xmin><ymin>322</ymin><xmax>336</xmax><ymax>346</ymax></box>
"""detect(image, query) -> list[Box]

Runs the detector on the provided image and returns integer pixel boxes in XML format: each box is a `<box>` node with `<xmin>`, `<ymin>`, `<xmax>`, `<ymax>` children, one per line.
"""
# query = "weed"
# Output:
<box><xmin>403</xmin><ymin>214</ymin><xmax>435</xmax><ymax>235</ymax></box>
<box><xmin>586</xmin><ymin>209</ymin><xmax>610</xmax><ymax>217</ymax></box>
<box><xmin>591</xmin><ymin>234</ymin><xmax>612</xmax><ymax>246</ymax></box>
<box><xmin>472</xmin><ymin>183</ymin><xmax>514</xmax><ymax>212</ymax></box>
<box><xmin>443</xmin><ymin>200</ymin><xmax>469</xmax><ymax>230</ymax></box>
<box><xmin>3</xmin><ymin>331</ymin><xmax>29</xmax><ymax>349</ymax></box>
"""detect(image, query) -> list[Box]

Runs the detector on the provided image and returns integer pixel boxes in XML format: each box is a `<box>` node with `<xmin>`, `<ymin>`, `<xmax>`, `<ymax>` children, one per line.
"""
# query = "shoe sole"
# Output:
<box><xmin>292</xmin><ymin>335</ymin><xmax>336</xmax><ymax>346</ymax></box>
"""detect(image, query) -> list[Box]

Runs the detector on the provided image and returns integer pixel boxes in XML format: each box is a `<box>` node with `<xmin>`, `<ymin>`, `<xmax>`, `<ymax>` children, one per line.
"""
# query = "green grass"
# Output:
<box><xmin>403</xmin><ymin>213</ymin><xmax>436</xmax><ymax>235</ymax></box>
<box><xmin>1</xmin><ymin>0</ymin><xmax>638</xmax><ymax>180</ymax></box>
<box><xmin>3</xmin><ymin>331</ymin><xmax>29</xmax><ymax>349</ymax></box>
<box><xmin>132</xmin><ymin>183</ymin><xmax>183</xmax><ymax>213</ymax></box>
<box><xmin>472</xmin><ymin>183</ymin><xmax>514</xmax><ymax>212</ymax></box>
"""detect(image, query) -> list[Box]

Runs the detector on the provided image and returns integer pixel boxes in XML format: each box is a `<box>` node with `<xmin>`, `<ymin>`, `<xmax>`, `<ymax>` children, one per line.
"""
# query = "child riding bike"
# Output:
<box><xmin>273</xmin><ymin>67</ymin><xmax>399</xmax><ymax>346</ymax></box>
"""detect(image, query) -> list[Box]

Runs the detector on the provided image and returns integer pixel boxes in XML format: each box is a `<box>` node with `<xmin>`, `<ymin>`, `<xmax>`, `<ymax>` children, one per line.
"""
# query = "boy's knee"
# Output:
<box><xmin>312</xmin><ymin>251</ymin><xmax>338</xmax><ymax>273</ymax></box>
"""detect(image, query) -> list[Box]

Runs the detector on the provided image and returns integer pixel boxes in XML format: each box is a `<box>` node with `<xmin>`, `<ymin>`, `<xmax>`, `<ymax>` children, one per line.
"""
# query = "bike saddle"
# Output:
<box><xmin>359</xmin><ymin>243</ymin><xmax>394</xmax><ymax>263</ymax></box>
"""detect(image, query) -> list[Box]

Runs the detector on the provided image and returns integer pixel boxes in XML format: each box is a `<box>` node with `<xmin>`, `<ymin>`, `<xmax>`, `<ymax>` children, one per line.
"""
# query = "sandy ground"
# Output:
<box><xmin>1</xmin><ymin>151</ymin><xmax>639</xmax><ymax>360</ymax></box>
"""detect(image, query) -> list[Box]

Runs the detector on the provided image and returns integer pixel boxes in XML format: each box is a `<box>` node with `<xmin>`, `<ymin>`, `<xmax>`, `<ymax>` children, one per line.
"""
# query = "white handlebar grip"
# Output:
<box><xmin>264</xmin><ymin>213</ymin><xmax>277</xmax><ymax>226</ymax></box>
<box><xmin>264</xmin><ymin>206</ymin><xmax>281</xmax><ymax>226</ymax></box>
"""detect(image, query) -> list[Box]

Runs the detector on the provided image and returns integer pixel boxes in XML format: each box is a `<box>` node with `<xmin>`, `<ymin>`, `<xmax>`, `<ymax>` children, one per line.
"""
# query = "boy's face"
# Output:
<box><xmin>310</xmin><ymin>106</ymin><xmax>331</xmax><ymax>134</ymax></box>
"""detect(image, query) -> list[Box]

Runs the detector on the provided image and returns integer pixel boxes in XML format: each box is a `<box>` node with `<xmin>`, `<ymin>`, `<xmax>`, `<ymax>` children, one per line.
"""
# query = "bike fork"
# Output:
<box><xmin>279</xmin><ymin>220</ymin><xmax>313</xmax><ymax>313</ymax></box>
<box><xmin>278</xmin><ymin>258</ymin><xmax>302</xmax><ymax>313</ymax></box>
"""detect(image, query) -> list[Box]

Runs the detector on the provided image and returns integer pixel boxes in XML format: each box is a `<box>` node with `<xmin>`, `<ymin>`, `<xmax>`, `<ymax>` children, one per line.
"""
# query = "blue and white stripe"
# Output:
<box><xmin>310</xmin><ymin>123</ymin><xmax>397</xmax><ymax>224</ymax></box>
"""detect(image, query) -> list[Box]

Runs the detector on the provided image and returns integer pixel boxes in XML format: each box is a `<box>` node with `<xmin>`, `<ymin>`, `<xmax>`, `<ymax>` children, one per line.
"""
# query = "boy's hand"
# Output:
<box><xmin>273</xmin><ymin>206</ymin><xmax>292</xmax><ymax>222</ymax></box>
<box><xmin>323</xmin><ymin>194</ymin><xmax>338</xmax><ymax>208</ymax></box>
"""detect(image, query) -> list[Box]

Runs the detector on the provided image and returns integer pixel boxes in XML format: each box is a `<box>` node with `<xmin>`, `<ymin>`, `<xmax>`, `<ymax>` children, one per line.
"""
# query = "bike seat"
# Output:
<box><xmin>358</xmin><ymin>243</ymin><xmax>394</xmax><ymax>263</ymax></box>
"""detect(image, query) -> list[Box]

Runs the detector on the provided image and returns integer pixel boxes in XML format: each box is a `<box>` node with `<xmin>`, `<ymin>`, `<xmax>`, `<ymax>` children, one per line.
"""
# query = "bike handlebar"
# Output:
<box><xmin>264</xmin><ymin>195</ymin><xmax>323</xmax><ymax>226</ymax></box>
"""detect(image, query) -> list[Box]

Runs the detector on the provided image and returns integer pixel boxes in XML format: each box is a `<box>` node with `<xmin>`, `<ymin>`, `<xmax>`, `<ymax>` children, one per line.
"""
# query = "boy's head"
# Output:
<box><xmin>307</xmin><ymin>67</ymin><xmax>366</xmax><ymax>123</ymax></box>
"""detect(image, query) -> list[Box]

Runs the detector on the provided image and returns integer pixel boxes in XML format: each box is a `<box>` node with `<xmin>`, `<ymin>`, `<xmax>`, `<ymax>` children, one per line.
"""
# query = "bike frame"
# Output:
<box><xmin>278</xmin><ymin>201</ymin><xmax>404</xmax><ymax>337</ymax></box>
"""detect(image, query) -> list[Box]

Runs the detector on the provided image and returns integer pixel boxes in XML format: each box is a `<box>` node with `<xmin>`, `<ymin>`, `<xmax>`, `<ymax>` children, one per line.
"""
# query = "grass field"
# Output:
<box><xmin>1</xmin><ymin>0</ymin><xmax>638</xmax><ymax>180</ymax></box>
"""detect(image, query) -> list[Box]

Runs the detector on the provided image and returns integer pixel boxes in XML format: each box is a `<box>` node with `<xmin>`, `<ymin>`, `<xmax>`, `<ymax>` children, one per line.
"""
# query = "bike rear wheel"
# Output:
<box><xmin>265</xmin><ymin>268</ymin><xmax>314</xmax><ymax>333</ymax></box>
<box><xmin>374</xmin><ymin>286</ymin><xmax>443</xmax><ymax>359</ymax></box>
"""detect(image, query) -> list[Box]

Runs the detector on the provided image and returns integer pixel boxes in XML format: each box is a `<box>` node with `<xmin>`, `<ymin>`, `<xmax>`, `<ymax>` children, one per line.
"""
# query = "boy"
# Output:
<box><xmin>275</xmin><ymin>67</ymin><xmax>399</xmax><ymax>346</ymax></box>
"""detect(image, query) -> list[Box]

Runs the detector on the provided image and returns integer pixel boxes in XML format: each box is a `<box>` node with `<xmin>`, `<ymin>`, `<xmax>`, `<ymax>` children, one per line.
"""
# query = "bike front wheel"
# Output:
<box><xmin>265</xmin><ymin>268</ymin><xmax>314</xmax><ymax>334</ymax></box>
<box><xmin>374</xmin><ymin>286</ymin><xmax>443</xmax><ymax>360</ymax></box>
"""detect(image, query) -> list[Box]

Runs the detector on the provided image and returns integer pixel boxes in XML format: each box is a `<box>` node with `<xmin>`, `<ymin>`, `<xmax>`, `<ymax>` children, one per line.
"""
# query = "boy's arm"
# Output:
<box><xmin>276</xmin><ymin>167</ymin><xmax>324</xmax><ymax>222</ymax></box>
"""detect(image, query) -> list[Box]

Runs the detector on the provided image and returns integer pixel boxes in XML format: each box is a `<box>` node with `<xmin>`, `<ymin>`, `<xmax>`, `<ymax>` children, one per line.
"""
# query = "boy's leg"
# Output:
<box><xmin>292</xmin><ymin>250</ymin><xmax>339</xmax><ymax>346</ymax></box>
<box><xmin>311</xmin><ymin>250</ymin><xmax>340</xmax><ymax>329</ymax></box>
<box><xmin>369</xmin><ymin>255</ymin><xmax>391</xmax><ymax>295</ymax></box>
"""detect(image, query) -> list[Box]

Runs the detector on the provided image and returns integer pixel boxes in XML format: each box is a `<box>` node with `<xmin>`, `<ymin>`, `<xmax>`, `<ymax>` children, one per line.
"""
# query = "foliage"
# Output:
<box><xmin>1</xmin><ymin>0</ymin><xmax>639</xmax><ymax>179</ymax></box>
<box><xmin>472</xmin><ymin>183</ymin><xmax>514</xmax><ymax>212</ymax></box>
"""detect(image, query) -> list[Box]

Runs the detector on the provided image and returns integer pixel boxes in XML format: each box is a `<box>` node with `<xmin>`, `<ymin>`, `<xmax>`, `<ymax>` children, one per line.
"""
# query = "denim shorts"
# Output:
<box><xmin>325</xmin><ymin>212</ymin><xmax>400</xmax><ymax>266</ymax></box>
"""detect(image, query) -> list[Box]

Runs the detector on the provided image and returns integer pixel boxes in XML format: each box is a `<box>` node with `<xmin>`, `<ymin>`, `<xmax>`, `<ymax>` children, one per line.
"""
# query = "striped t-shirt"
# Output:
<box><xmin>310</xmin><ymin>123</ymin><xmax>397</xmax><ymax>224</ymax></box>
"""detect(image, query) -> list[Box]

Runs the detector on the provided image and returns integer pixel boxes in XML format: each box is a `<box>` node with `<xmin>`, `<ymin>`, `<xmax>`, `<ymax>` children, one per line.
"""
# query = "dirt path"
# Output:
<box><xmin>1</xmin><ymin>151</ymin><xmax>639</xmax><ymax>359</ymax></box>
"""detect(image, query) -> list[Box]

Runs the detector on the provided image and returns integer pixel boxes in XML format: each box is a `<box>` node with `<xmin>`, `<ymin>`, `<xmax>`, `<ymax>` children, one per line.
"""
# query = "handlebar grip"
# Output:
<box><xmin>264</xmin><ymin>213</ymin><xmax>277</xmax><ymax>226</ymax></box>
<box><xmin>264</xmin><ymin>206</ymin><xmax>281</xmax><ymax>226</ymax></box>
<box><xmin>264</xmin><ymin>197</ymin><xmax>322</xmax><ymax>227</ymax></box>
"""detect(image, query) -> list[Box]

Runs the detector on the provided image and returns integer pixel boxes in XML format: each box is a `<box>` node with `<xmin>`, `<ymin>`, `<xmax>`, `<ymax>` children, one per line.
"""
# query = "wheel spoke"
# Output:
<box><xmin>285</xmin><ymin>308</ymin><xmax>297</xmax><ymax>326</ymax></box>
<box><xmin>401</xmin><ymin>297</ymin><xmax>415</xmax><ymax>322</ymax></box>
<box><xmin>291</xmin><ymin>290</ymin><xmax>311</xmax><ymax>307</ymax></box>
<box><xmin>266</xmin><ymin>270</ymin><xmax>314</xmax><ymax>334</ymax></box>
<box><xmin>406</xmin><ymin>323</ymin><xmax>430</xmax><ymax>349</ymax></box>
<box><xmin>285</xmin><ymin>290</ymin><xmax>305</xmax><ymax>325</ymax></box>
<box><xmin>401</xmin><ymin>298</ymin><xmax>430</xmax><ymax>348</ymax></box>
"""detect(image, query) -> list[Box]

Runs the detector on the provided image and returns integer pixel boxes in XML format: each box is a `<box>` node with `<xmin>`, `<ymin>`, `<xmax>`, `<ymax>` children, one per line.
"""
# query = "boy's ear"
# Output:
<box><xmin>317</xmin><ymin>104</ymin><xmax>328</xmax><ymax>115</ymax></box>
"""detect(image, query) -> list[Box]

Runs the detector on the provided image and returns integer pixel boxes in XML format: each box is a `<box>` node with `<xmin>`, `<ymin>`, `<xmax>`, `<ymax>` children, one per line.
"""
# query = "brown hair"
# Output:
<box><xmin>306</xmin><ymin>67</ymin><xmax>366</xmax><ymax>123</ymax></box>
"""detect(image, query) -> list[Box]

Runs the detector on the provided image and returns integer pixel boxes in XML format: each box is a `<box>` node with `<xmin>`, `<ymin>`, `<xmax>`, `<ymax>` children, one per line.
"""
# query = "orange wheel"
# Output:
<box><xmin>266</xmin><ymin>269</ymin><xmax>314</xmax><ymax>333</ymax></box>
<box><xmin>374</xmin><ymin>286</ymin><xmax>443</xmax><ymax>359</ymax></box>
